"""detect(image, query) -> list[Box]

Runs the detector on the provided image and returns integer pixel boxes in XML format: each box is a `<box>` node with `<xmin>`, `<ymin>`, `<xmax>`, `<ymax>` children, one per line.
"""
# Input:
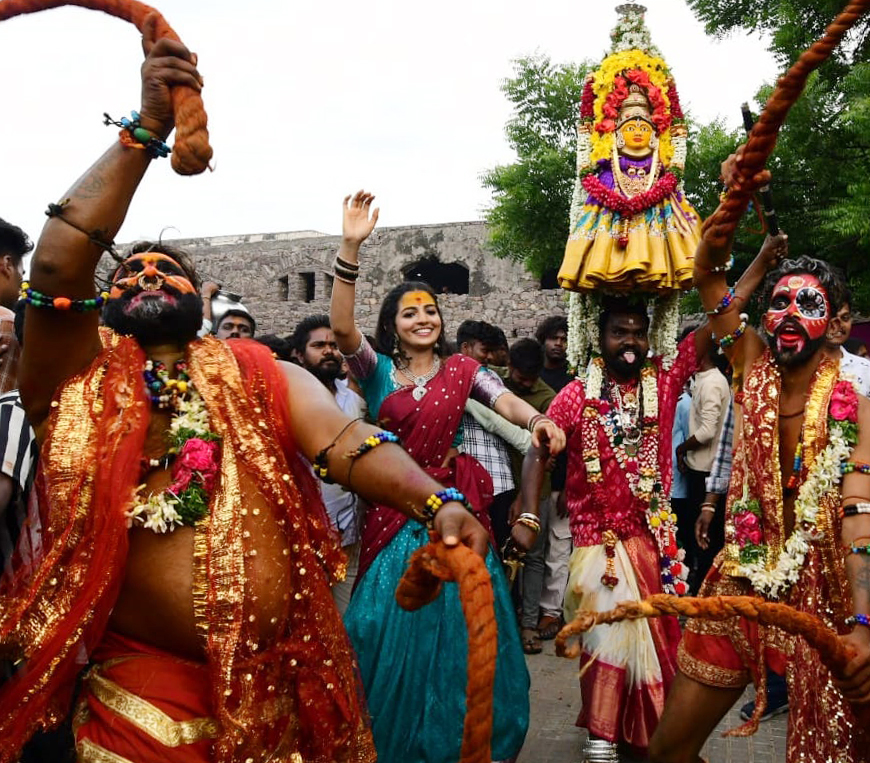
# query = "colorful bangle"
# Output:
<box><xmin>514</xmin><ymin>512</ymin><xmax>542</xmax><ymax>533</ymax></box>
<box><xmin>842</xmin><ymin>461</ymin><xmax>870</xmax><ymax>476</ymax></box>
<box><xmin>104</xmin><ymin>111</ymin><xmax>171</xmax><ymax>159</ymax></box>
<box><xmin>419</xmin><ymin>487</ymin><xmax>475</xmax><ymax>527</ymax></box>
<box><xmin>706</xmin><ymin>288</ymin><xmax>736</xmax><ymax>316</ymax></box>
<box><xmin>20</xmin><ymin>281</ymin><xmax>109</xmax><ymax>311</ymax></box>
<box><xmin>345</xmin><ymin>430</ymin><xmax>400</xmax><ymax>460</ymax></box>
<box><xmin>712</xmin><ymin>313</ymin><xmax>749</xmax><ymax>348</ymax></box>
<box><xmin>840</xmin><ymin>502</ymin><xmax>870</xmax><ymax>518</ymax></box>
<box><xmin>845</xmin><ymin>614</ymin><xmax>870</xmax><ymax>628</ymax></box>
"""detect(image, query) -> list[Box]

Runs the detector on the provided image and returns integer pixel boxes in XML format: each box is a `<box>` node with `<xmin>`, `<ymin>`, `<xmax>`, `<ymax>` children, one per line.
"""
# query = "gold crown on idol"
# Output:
<box><xmin>617</xmin><ymin>84</ymin><xmax>654</xmax><ymax>127</ymax></box>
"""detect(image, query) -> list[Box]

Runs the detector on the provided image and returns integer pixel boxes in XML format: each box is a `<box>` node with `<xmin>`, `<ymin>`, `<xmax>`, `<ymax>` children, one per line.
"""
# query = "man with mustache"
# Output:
<box><xmin>648</xmin><ymin>168</ymin><xmax>870</xmax><ymax>763</ymax></box>
<box><xmin>0</xmin><ymin>30</ymin><xmax>490</xmax><ymax>763</ymax></box>
<box><xmin>516</xmin><ymin>294</ymin><xmax>716</xmax><ymax>759</ymax></box>
<box><xmin>291</xmin><ymin>314</ymin><xmax>366</xmax><ymax>613</ymax></box>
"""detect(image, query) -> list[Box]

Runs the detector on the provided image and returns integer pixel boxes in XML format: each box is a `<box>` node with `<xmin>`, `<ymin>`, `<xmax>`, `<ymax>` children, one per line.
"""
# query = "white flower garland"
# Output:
<box><xmin>126</xmin><ymin>388</ymin><xmax>213</xmax><ymax>534</ymax></box>
<box><xmin>648</xmin><ymin>293</ymin><xmax>681</xmax><ymax>369</ymax></box>
<box><xmin>567</xmin><ymin>292</ymin><xmax>601</xmax><ymax>377</ymax></box>
<box><xmin>737</xmin><ymin>413</ymin><xmax>853</xmax><ymax>598</ymax></box>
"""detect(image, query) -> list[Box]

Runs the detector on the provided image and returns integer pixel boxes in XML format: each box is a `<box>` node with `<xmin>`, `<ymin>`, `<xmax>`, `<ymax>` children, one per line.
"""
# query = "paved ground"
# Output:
<box><xmin>519</xmin><ymin>639</ymin><xmax>788</xmax><ymax>763</ymax></box>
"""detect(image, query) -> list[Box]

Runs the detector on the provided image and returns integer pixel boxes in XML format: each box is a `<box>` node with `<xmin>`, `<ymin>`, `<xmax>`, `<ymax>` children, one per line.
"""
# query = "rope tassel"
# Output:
<box><xmin>0</xmin><ymin>0</ymin><xmax>213</xmax><ymax>175</ymax></box>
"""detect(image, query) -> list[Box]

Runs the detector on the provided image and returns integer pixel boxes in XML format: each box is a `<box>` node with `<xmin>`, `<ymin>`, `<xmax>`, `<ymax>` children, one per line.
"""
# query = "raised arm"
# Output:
<box><xmin>492</xmin><ymin>392</ymin><xmax>565</xmax><ymax>455</ymax></box>
<box><xmin>281</xmin><ymin>361</ymin><xmax>488</xmax><ymax>556</ymax></box>
<box><xmin>20</xmin><ymin>24</ymin><xmax>202</xmax><ymax>432</ymax></box>
<box><xmin>330</xmin><ymin>191</ymin><xmax>379</xmax><ymax>355</ymax></box>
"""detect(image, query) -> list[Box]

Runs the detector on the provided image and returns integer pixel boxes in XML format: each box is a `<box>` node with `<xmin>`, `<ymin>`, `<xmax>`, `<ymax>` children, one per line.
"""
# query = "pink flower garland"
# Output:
<box><xmin>582</xmin><ymin>170</ymin><xmax>679</xmax><ymax>216</ymax></box>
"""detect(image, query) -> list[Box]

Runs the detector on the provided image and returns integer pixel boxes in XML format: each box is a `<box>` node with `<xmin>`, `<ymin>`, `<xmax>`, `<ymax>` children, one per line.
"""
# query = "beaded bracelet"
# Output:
<box><xmin>104</xmin><ymin>111</ymin><xmax>171</xmax><ymax>159</ymax></box>
<box><xmin>840</xmin><ymin>502</ymin><xmax>870</xmax><ymax>519</ymax></box>
<box><xmin>699</xmin><ymin>255</ymin><xmax>734</xmax><ymax>274</ymax></box>
<box><xmin>21</xmin><ymin>282</ymin><xmax>109</xmax><ymax>311</ymax></box>
<box><xmin>513</xmin><ymin>512</ymin><xmax>542</xmax><ymax>533</ymax></box>
<box><xmin>841</xmin><ymin>461</ymin><xmax>870</xmax><ymax>476</ymax></box>
<box><xmin>345</xmin><ymin>430</ymin><xmax>400</xmax><ymax>460</ymax></box>
<box><xmin>418</xmin><ymin>487</ymin><xmax>475</xmax><ymax>527</ymax></box>
<box><xmin>712</xmin><ymin>313</ymin><xmax>749</xmax><ymax>348</ymax></box>
<box><xmin>706</xmin><ymin>288</ymin><xmax>736</xmax><ymax>317</ymax></box>
<box><xmin>844</xmin><ymin>537</ymin><xmax>870</xmax><ymax>555</ymax></box>
<box><xmin>845</xmin><ymin>614</ymin><xmax>870</xmax><ymax>628</ymax></box>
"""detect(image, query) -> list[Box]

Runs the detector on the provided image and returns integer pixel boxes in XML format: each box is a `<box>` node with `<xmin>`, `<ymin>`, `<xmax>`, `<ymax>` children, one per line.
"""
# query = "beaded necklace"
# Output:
<box><xmin>143</xmin><ymin>358</ymin><xmax>191</xmax><ymax>410</ymax></box>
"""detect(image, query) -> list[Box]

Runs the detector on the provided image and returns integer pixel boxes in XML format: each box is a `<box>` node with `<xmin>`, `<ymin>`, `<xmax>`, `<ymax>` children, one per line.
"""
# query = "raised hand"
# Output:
<box><xmin>342</xmin><ymin>190</ymin><xmax>380</xmax><ymax>247</ymax></box>
<box><xmin>139</xmin><ymin>15</ymin><xmax>203</xmax><ymax>139</ymax></box>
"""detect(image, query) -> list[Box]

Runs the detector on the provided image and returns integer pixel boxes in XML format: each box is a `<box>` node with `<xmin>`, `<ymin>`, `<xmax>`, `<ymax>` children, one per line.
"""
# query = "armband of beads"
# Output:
<box><xmin>513</xmin><ymin>512</ymin><xmax>541</xmax><ymax>534</ymax></box>
<box><xmin>844</xmin><ymin>537</ymin><xmax>870</xmax><ymax>555</ymax></box>
<box><xmin>706</xmin><ymin>288</ymin><xmax>736</xmax><ymax>316</ymax></box>
<box><xmin>345</xmin><ymin>430</ymin><xmax>400</xmax><ymax>460</ymax></box>
<box><xmin>845</xmin><ymin>613</ymin><xmax>870</xmax><ymax>628</ymax></box>
<box><xmin>20</xmin><ymin>282</ymin><xmax>109</xmax><ymax>311</ymax></box>
<box><xmin>840</xmin><ymin>502</ymin><xmax>870</xmax><ymax>519</ymax></box>
<box><xmin>841</xmin><ymin>461</ymin><xmax>870</xmax><ymax>476</ymax></box>
<box><xmin>699</xmin><ymin>255</ymin><xmax>734</xmax><ymax>274</ymax></box>
<box><xmin>418</xmin><ymin>487</ymin><xmax>475</xmax><ymax>527</ymax></box>
<box><xmin>104</xmin><ymin>111</ymin><xmax>171</xmax><ymax>159</ymax></box>
<box><xmin>312</xmin><ymin>417</ymin><xmax>363</xmax><ymax>484</ymax></box>
<box><xmin>712</xmin><ymin>313</ymin><xmax>748</xmax><ymax>348</ymax></box>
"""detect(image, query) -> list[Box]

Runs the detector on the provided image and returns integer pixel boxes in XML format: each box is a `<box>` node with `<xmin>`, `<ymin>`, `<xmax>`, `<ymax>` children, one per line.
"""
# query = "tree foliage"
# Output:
<box><xmin>481</xmin><ymin>55</ymin><xmax>590</xmax><ymax>278</ymax></box>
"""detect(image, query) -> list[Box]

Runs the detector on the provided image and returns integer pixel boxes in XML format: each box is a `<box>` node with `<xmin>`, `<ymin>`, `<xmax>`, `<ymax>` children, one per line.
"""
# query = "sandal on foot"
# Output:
<box><xmin>537</xmin><ymin>615</ymin><xmax>562</xmax><ymax>641</ymax></box>
<box><xmin>521</xmin><ymin>628</ymin><xmax>542</xmax><ymax>654</ymax></box>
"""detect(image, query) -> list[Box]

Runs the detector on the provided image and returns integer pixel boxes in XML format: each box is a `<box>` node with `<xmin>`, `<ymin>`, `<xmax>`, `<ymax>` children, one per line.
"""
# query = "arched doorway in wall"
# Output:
<box><xmin>403</xmin><ymin>258</ymin><xmax>469</xmax><ymax>296</ymax></box>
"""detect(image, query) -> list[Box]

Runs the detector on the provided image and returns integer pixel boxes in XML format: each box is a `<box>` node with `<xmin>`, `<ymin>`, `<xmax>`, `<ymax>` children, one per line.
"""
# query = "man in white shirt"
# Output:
<box><xmin>826</xmin><ymin>288</ymin><xmax>870</xmax><ymax>396</ymax></box>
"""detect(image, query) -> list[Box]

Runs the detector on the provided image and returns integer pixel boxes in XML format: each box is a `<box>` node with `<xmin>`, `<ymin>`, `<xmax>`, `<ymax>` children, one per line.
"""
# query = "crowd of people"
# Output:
<box><xmin>0</xmin><ymin>23</ymin><xmax>869</xmax><ymax>763</ymax></box>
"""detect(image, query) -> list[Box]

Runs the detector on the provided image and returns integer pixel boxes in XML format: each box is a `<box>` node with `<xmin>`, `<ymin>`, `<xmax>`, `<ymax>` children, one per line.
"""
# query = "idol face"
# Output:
<box><xmin>618</xmin><ymin>118</ymin><xmax>653</xmax><ymax>154</ymax></box>
<box><xmin>104</xmin><ymin>252</ymin><xmax>202</xmax><ymax>345</ymax></box>
<box><xmin>762</xmin><ymin>273</ymin><xmax>830</xmax><ymax>366</ymax></box>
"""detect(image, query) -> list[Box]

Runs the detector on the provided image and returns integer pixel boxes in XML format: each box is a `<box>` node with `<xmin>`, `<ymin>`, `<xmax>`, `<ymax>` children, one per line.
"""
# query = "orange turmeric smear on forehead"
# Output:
<box><xmin>399</xmin><ymin>291</ymin><xmax>436</xmax><ymax>311</ymax></box>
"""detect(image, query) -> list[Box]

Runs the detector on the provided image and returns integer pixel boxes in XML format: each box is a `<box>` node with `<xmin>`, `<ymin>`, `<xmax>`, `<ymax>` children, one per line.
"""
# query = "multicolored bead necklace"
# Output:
<box><xmin>143</xmin><ymin>358</ymin><xmax>191</xmax><ymax>410</ymax></box>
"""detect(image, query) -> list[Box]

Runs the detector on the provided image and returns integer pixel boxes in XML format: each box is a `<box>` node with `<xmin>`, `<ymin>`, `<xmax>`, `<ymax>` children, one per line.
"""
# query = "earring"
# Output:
<box><xmin>615</xmin><ymin>132</ymin><xmax>625</xmax><ymax>149</ymax></box>
<box><xmin>649</xmin><ymin>133</ymin><xmax>659</xmax><ymax>149</ymax></box>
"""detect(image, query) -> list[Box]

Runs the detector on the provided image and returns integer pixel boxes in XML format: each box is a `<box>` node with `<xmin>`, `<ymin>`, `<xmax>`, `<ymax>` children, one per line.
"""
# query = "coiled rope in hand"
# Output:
<box><xmin>702</xmin><ymin>0</ymin><xmax>870</xmax><ymax>247</ymax></box>
<box><xmin>0</xmin><ymin>0</ymin><xmax>212</xmax><ymax>175</ymax></box>
<box><xmin>556</xmin><ymin>594</ymin><xmax>870</xmax><ymax>732</ymax></box>
<box><xmin>396</xmin><ymin>541</ymin><xmax>496</xmax><ymax>763</ymax></box>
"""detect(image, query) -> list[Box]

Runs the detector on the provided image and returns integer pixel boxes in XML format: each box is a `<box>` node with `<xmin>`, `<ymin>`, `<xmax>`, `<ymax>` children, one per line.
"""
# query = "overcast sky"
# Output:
<box><xmin>1</xmin><ymin>0</ymin><xmax>777</xmax><ymax>245</ymax></box>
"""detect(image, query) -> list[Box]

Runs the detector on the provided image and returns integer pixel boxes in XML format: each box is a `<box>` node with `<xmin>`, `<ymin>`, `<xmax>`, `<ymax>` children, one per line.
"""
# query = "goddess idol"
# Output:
<box><xmin>558</xmin><ymin>3</ymin><xmax>700</xmax><ymax>297</ymax></box>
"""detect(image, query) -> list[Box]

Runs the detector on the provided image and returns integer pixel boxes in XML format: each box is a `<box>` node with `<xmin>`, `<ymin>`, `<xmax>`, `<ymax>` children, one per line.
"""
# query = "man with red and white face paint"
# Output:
<box><xmin>762</xmin><ymin>272</ymin><xmax>831</xmax><ymax>366</ymax></box>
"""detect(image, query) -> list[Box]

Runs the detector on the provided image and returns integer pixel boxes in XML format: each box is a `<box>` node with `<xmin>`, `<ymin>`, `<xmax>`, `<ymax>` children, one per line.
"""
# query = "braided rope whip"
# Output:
<box><xmin>396</xmin><ymin>541</ymin><xmax>497</xmax><ymax>763</ymax></box>
<box><xmin>702</xmin><ymin>0</ymin><xmax>870</xmax><ymax>247</ymax></box>
<box><xmin>0</xmin><ymin>0</ymin><xmax>212</xmax><ymax>175</ymax></box>
<box><xmin>556</xmin><ymin>594</ymin><xmax>870</xmax><ymax>730</ymax></box>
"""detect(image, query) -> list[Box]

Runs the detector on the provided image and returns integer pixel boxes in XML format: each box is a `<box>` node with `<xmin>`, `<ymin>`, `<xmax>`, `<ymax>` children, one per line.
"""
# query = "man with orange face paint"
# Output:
<box><xmin>0</xmin><ymin>27</ymin><xmax>493</xmax><ymax>763</ymax></box>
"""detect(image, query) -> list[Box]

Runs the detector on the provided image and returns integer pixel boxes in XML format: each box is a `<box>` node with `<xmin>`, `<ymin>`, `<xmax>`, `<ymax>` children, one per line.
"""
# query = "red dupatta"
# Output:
<box><xmin>358</xmin><ymin>354</ymin><xmax>494</xmax><ymax>578</ymax></box>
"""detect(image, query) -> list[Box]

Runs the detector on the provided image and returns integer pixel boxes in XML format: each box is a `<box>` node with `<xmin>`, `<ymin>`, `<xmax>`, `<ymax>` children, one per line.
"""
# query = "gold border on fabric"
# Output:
<box><xmin>76</xmin><ymin>738</ymin><xmax>136</xmax><ymax>763</ymax></box>
<box><xmin>86</xmin><ymin>667</ymin><xmax>218</xmax><ymax>746</ymax></box>
<box><xmin>676</xmin><ymin>642</ymin><xmax>749</xmax><ymax>689</ymax></box>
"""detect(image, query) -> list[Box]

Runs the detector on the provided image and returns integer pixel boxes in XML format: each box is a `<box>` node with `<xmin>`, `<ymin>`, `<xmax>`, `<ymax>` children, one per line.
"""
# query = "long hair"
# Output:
<box><xmin>761</xmin><ymin>256</ymin><xmax>845</xmax><ymax>314</ymax></box>
<box><xmin>374</xmin><ymin>281</ymin><xmax>447</xmax><ymax>362</ymax></box>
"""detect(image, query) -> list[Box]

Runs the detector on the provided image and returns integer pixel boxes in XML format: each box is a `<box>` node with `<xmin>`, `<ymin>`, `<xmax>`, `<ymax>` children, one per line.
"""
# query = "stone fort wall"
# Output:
<box><xmin>115</xmin><ymin>221</ymin><xmax>567</xmax><ymax>341</ymax></box>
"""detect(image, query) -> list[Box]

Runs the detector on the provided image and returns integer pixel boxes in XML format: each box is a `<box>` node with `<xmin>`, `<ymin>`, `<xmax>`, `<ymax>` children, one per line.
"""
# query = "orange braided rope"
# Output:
<box><xmin>556</xmin><ymin>594</ymin><xmax>870</xmax><ymax>729</ymax></box>
<box><xmin>0</xmin><ymin>0</ymin><xmax>212</xmax><ymax>175</ymax></box>
<box><xmin>702</xmin><ymin>0</ymin><xmax>870</xmax><ymax>247</ymax></box>
<box><xmin>396</xmin><ymin>541</ymin><xmax>496</xmax><ymax>763</ymax></box>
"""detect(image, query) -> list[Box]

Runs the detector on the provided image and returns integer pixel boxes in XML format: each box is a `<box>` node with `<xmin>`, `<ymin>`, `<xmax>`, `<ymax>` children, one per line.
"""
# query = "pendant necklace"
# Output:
<box><xmin>396</xmin><ymin>356</ymin><xmax>441</xmax><ymax>401</ymax></box>
<box><xmin>611</xmin><ymin>380</ymin><xmax>642</xmax><ymax>457</ymax></box>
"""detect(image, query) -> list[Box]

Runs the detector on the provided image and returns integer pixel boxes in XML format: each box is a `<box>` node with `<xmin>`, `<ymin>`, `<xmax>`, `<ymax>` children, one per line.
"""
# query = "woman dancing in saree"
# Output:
<box><xmin>331</xmin><ymin>191</ymin><xmax>565</xmax><ymax>763</ymax></box>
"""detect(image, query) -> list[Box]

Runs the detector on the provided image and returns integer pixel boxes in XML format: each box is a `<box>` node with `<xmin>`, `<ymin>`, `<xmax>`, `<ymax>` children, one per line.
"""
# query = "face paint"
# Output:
<box><xmin>110</xmin><ymin>253</ymin><xmax>196</xmax><ymax>300</ymax></box>
<box><xmin>398</xmin><ymin>290</ymin><xmax>436</xmax><ymax>312</ymax></box>
<box><xmin>763</xmin><ymin>273</ymin><xmax>829</xmax><ymax>356</ymax></box>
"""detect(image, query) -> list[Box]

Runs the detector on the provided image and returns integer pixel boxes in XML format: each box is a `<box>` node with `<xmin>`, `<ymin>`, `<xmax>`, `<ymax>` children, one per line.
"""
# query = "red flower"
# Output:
<box><xmin>580</xmin><ymin>78</ymin><xmax>595</xmax><ymax>120</ymax></box>
<box><xmin>734</xmin><ymin>511</ymin><xmax>762</xmax><ymax>545</ymax></box>
<box><xmin>830</xmin><ymin>380</ymin><xmax>859</xmax><ymax>423</ymax></box>
<box><xmin>582</xmin><ymin>171</ymin><xmax>679</xmax><ymax>216</ymax></box>
<box><xmin>170</xmin><ymin>438</ymin><xmax>221</xmax><ymax>494</ymax></box>
<box><xmin>673</xmin><ymin>581</ymin><xmax>688</xmax><ymax>595</ymax></box>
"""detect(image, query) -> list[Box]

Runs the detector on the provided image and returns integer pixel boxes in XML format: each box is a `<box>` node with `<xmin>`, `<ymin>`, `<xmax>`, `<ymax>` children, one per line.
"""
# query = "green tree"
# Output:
<box><xmin>481</xmin><ymin>55</ymin><xmax>590</xmax><ymax>278</ymax></box>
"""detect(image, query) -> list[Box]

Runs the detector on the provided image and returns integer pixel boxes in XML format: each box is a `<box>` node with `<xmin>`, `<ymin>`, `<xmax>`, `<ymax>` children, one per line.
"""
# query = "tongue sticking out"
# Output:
<box><xmin>622</xmin><ymin>351</ymin><xmax>637</xmax><ymax>365</ymax></box>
